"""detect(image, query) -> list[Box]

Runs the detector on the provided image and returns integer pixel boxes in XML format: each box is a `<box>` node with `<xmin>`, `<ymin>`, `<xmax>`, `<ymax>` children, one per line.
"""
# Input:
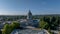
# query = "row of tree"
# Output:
<box><xmin>39</xmin><ymin>16</ymin><xmax>60</xmax><ymax>34</ymax></box>
<box><xmin>39</xmin><ymin>16</ymin><xmax>60</xmax><ymax>30</ymax></box>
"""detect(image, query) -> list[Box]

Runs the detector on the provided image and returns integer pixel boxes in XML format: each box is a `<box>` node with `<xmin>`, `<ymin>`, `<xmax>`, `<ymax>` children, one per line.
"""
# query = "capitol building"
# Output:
<box><xmin>11</xmin><ymin>10</ymin><xmax>49</xmax><ymax>34</ymax></box>
<box><xmin>19</xmin><ymin>10</ymin><xmax>39</xmax><ymax>27</ymax></box>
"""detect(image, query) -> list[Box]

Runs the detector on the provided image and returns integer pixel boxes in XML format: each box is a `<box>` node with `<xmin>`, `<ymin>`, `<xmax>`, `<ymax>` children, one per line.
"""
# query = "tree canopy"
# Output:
<box><xmin>2</xmin><ymin>21</ymin><xmax>20</xmax><ymax>34</ymax></box>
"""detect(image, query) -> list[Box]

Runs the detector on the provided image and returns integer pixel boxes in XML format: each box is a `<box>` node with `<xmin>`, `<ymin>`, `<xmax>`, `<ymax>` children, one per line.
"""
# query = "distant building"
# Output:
<box><xmin>20</xmin><ymin>10</ymin><xmax>39</xmax><ymax>27</ymax></box>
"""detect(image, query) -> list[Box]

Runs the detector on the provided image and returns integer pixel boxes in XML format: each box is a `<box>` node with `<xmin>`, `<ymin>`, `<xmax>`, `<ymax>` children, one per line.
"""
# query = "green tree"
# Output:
<box><xmin>10</xmin><ymin>21</ymin><xmax>20</xmax><ymax>30</ymax></box>
<box><xmin>42</xmin><ymin>16</ymin><xmax>60</xmax><ymax>30</ymax></box>
<box><xmin>2</xmin><ymin>21</ymin><xmax>20</xmax><ymax>34</ymax></box>
<box><xmin>39</xmin><ymin>20</ymin><xmax>49</xmax><ymax>30</ymax></box>
<box><xmin>2</xmin><ymin>24</ymin><xmax>10</xmax><ymax>34</ymax></box>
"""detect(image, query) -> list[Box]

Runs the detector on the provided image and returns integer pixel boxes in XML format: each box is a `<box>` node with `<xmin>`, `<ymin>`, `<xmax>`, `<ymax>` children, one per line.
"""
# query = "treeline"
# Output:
<box><xmin>0</xmin><ymin>15</ymin><xmax>39</xmax><ymax>21</ymax></box>
<box><xmin>39</xmin><ymin>16</ymin><xmax>60</xmax><ymax>30</ymax></box>
<box><xmin>0</xmin><ymin>16</ymin><xmax>27</xmax><ymax>21</ymax></box>
<box><xmin>0</xmin><ymin>15</ymin><xmax>59</xmax><ymax>21</ymax></box>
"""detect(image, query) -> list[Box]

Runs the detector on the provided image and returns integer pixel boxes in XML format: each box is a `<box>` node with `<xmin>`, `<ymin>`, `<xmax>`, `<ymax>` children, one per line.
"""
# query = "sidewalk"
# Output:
<box><xmin>58</xmin><ymin>31</ymin><xmax>60</xmax><ymax>34</ymax></box>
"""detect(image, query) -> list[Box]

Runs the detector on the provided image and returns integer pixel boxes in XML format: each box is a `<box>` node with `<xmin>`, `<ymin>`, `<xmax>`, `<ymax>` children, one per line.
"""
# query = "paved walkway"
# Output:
<box><xmin>58</xmin><ymin>31</ymin><xmax>60</xmax><ymax>34</ymax></box>
<box><xmin>11</xmin><ymin>26</ymin><xmax>50</xmax><ymax>34</ymax></box>
<box><xmin>25</xmin><ymin>26</ymin><xmax>50</xmax><ymax>34</ymax></box>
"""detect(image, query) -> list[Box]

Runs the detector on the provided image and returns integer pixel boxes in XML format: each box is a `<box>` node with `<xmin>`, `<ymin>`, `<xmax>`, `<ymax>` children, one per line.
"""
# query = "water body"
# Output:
<box><xmin>11</xmin><ymin>29</ymin><xmax>48</xmax><ymax>34</ymax></box>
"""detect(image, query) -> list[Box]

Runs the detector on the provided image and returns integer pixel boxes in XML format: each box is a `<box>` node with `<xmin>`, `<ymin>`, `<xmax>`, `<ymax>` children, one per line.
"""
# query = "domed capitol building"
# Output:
<box><xmin>20</xmin><ymin>10</ymin><xmax>39</xmax><ymax>27</ymax></box>
<box><xmin>11</xmin><ymin>10</ymin><xmax>49</xmax><ymax>34</ymax></box>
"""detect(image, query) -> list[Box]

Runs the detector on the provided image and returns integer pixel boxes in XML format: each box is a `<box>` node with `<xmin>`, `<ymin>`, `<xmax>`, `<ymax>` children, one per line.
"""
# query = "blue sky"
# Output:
<box><xmin>0</xmin><ymin>0</ymin><xmax>60</xmax><ymax>15</ymax></box>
